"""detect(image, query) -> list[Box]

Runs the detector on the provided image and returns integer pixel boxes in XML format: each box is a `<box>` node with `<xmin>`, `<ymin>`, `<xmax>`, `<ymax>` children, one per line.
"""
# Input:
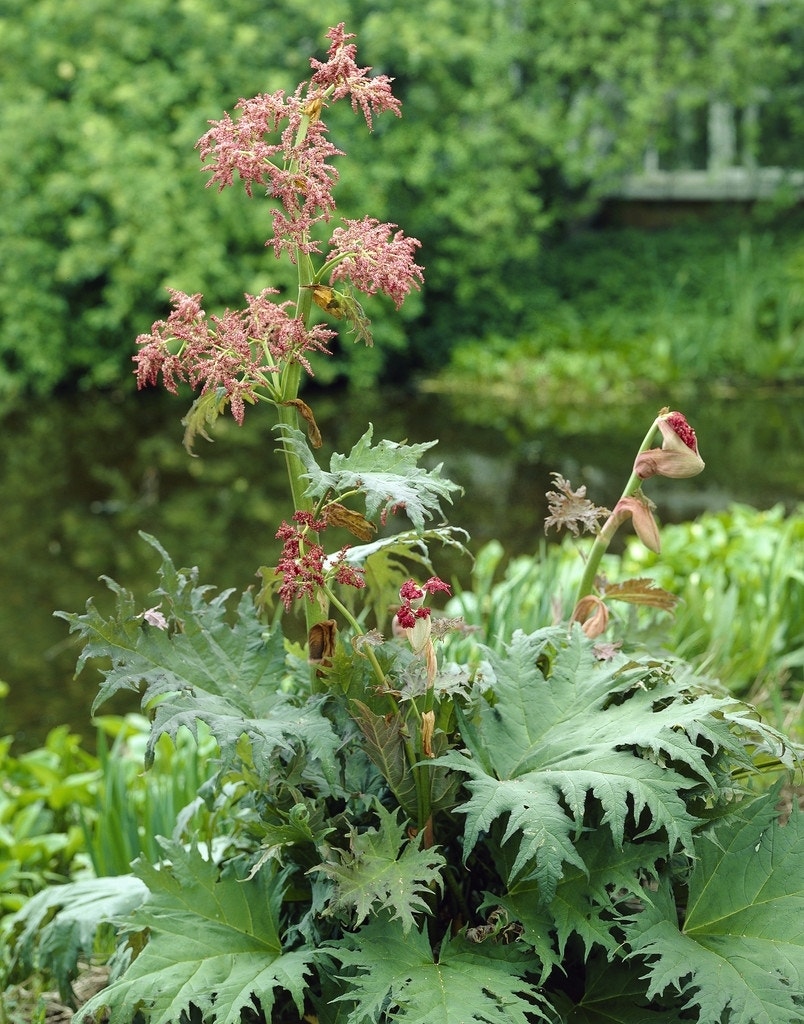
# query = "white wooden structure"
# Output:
<box><xmin>612</xmin><ymin>101</ymin><xmax>804</xmax><ymax>200</ymax></box>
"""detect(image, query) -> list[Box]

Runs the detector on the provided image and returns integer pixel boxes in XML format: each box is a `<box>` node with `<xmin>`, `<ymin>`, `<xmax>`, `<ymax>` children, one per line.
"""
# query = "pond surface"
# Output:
<box><xmin>2</xmin><ymin>383</ymin><xmax>802</xmax><ymax>746</ymax></box>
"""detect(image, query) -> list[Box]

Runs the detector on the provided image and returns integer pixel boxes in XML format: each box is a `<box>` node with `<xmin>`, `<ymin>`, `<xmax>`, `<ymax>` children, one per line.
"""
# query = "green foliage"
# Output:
<box><xmin>436</xmin><ymin>216</ymin><xmax>804</xmax><ymax>417</ymax></box>
<box><xmin>448</xmin><ymin>504</ymin><xmax>804</xmax><ymax>727</ymax></box>
<box><xmin>327</xmin><ymin>917</ymin><xmax>553</xmax><ymax>1024</ymax></box>
<box><xmin>621</xmin><ymin>503</ymin><xmax>804</xmax><ymax>706</ymax></box>
<box><xmin>627</xmin><ymin>788</ymin><xmax>804</xmax><ymax>1024</ymax></box>
<box><xmin>9</xmin><ymin>534</ymin><xmax>800</xmax><ymax>1023</ymax></box>
<box><xmin>80</xmin><ymin>842</ymin><xmax>315</xmax><ymax>1024</ymax></box>
<box><xmin>3</xmin><ymin>1</ymin><xmax>804</xmax><ymax>397</ymax></box>
<box><xmin>311</xmin><ymin>804</ymin><xmax>445</xmax><ymax>934</ymax></box>
<box><xmin>83</xmin><ymin>715</ymin><xmax>216</xmax><ymax>876</ymax></box>
<box><xmin>6</xmin><ymin>875</ymin><xmax>148</xmax><ymax>1004</ymax></box>
<box><xmin>0</xmin><ymin>0</ymin><xmax>334</xmax><ymax>399</ymax></box>
<box><xmin>5</xmin><ymin>18</ymin><xmax>804</xmax><ymax>1024</ymax></box>
<box><xmin>0</xmin><ymin>726</ymin><xmax>97</xmax><ymax>913</ymax></box>
<box><xmin>441</xmin><ymin>628</ymin><xmax>786</xmax><ymax>899</ymax></box>
<box><xmin>280</xmin><ymin>425</ymin><xmax>462</xmax><ymax>533</ymax></box>
<box><xmin>0</xmin><ymin>709</ymin><xmax>216</xmax><ymax>920</ymax></box>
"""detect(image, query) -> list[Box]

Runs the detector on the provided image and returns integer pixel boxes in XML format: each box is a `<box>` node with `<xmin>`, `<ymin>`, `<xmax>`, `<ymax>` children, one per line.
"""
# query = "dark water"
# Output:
<box><xmin>2</xmin><ymin>383</ymin><xmax>802</xmax><ymax>747</ymax></box>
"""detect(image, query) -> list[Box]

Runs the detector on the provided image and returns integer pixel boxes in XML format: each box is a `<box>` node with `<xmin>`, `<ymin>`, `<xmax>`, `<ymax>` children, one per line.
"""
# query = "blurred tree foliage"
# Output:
<box><xmin>0</xmin><ymin>0</ymin><xmax>801</xmax><ymax>399</ymax></box>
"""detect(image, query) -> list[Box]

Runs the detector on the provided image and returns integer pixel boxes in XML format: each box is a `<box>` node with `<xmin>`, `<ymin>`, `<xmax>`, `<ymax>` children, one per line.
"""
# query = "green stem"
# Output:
<box><xmin>325</xmin><ymin>587</ymin><xmax>391</xmax><ymax>695</ymax></box>
<box><xmin>326</xmin><ymin>584</ymin><xmax>432</xmax><ymax>833</ymax></box>
<box><xmin>575</xmin><ymin>417</ymin><xmax>661</xmax><ymax>603</ymax></box>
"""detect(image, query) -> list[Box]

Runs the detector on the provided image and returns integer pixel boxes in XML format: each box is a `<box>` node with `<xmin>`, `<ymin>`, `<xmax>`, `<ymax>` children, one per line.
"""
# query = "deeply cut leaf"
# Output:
<box><xmin>309</xmin><ymin>803</ymin><xmax>445</xmax><ymax>933</ymax></box>
<box><xmin>327</xmin><ymin>916</ymin><xmax>553</xmax><ymax>1024</ymax></box>
<box><xmin>57</xmin><ymin>535</ymin><xmax>341</xmax><ymax>783</ymax></box>
<box><xmin>277</xmin><ymin>424</ymin><xmax>461</xmax><ymax>532</ymax></box>
<box><xmin>440</xmin><ymin>627</ymin><xmax>749</xmax><ymax>900</ymax></box>
<box><xmin>7</xmin><ymin>875</ymin><xmax>148</xmax><ymax>1003</ymax></box>
<box><xmin>77</xmin><ymin>841</ymin><xmax>314</xmax><ymax>1024</ymax></box>
<box><xmin>627</xmin><ymin>785</ymin><xmax>804</xmax><ymax>1024</ymax></box>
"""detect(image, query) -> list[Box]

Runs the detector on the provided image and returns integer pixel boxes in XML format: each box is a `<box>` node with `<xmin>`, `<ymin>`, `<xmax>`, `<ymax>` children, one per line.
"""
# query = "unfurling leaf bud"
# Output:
<box><xmin>609</xmin><ymin>495</ymin><xmax>661</xmax><ymax>553</ymax></box>
<box><xmin>570</xmin><ymin>595</ymin><xmax>610</xmax><ymax>639</ymax></box>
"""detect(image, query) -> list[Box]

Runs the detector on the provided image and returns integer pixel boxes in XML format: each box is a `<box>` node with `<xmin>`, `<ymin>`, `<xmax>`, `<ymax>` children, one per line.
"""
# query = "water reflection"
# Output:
<box><xmin>1</xmin><ymin>385</ymin><xmax>802</xmax><ymax>745</ymax></box>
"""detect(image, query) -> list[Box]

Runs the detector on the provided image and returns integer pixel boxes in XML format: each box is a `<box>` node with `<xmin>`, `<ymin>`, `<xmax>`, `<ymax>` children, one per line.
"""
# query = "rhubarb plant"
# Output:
<box><xmin>5</xmin><ymin>23</ymin><xmax>803</xmax><ymax>1024</ymax></box>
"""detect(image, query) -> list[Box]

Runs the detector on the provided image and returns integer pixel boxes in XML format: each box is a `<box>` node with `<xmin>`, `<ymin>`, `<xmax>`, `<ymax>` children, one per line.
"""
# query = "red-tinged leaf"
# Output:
<box><xmin>544</xmin><ymin>473</ymin><xmax>610</xmax><ymax>537</ymax></box>
<box><xmin>601</xmin><ymin>577</ymin><xmax>678</xmax><ymax>611</ymax></box>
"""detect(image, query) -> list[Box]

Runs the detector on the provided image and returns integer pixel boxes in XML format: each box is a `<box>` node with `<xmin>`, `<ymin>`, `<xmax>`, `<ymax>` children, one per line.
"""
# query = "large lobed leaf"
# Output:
<box><xmin>327</xmin><ymin>915</ymin><xmax>553</xmax><ymax>1024</ymax></box>
<box><xmin>626</xmin><ymin>785</ymin><xmax>804</xmax><ymax>1024</ymax></box>
<box><xmin>441</xmin><ymin>628</ymin><xmax>752</xmax><ymax>900</ymax></box>
<box><xmin>57</xmin><ymin>534</ymin><xmax>341</xmax><ymax>781</ymax></box>
<box><xmin>277</xmin><ymin>424</ymin><xmax>461</xmax><ymax>532</ymax></box>
<box><xmin>77</xmin><ymin>841</ymin><xmax>314</xmax><ymax>1024</ymax></box>
<box><xmin>7</xmin><ymin>875</ymin><xmax>148</xmax><ymax>1003</ymax></box>
<box><xmin>493</xmin><ymin>832</ymin><xmax>670</xmax><ymax>978</ymax></box>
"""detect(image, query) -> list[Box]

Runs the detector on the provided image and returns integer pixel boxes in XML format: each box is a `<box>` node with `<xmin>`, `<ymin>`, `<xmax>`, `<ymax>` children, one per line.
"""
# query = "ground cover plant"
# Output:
<box><xmin>4</xmin><ymin>24</ymin><xmax>803</xmax><ymax>1024</ymax></box>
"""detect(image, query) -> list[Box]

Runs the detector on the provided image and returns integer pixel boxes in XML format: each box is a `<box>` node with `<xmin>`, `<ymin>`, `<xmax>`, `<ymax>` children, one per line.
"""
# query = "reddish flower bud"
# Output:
<box><xmin>634</xmin><ymin>411</ymin><xmax>704</xmax><ymax>480</ymax></box>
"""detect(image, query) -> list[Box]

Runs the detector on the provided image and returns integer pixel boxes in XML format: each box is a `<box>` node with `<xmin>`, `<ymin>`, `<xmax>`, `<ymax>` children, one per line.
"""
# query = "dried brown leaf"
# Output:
<box><xmin>325</xmin><ymin>501</ymin><xmax>377</xmax><ymax>541</ymax></box>
<box><xmin>282</xmin><ymin>398</ymin><xmax>322</xmax><ymax>448</ymax></box>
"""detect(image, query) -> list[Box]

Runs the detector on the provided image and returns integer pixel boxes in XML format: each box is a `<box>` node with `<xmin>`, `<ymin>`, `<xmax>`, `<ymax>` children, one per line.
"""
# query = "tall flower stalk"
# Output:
<box><xmin>133</xmin><ymin>24</ymin><xmax>424</xmax><ymax>645</ymax></box>
<box><xmin>545</xmin><ymin>408</ymin><xmax>705</xmax><ymax>630</ymax></box>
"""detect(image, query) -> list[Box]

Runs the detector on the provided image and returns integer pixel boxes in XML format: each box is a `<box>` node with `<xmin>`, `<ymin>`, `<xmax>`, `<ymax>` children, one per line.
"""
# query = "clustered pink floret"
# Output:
<box><xmin>328</xmin><ymin>218</ymin><xmax>424</xmax><ymax>309</ymax></box>
<box><xmin>274</xmin><ymin>510</ymin><xmax>365</xmax><ymax>610</ymax></box>
<box><xmin>664</xmin><ymin>411</ymin><xmax>698</xmax><ymax>451</ymax></box>
<box><xmin>309</xmin><ymin>23</ymin><xmax>402</xmax><ymax>131</ymax></box>
<box><xmin>136</xmin><ymin>24</ymin><xmax>422</xmax><ymax>421</ymax></box>
<box><xmin>134</xmin><ymin>289</ymin><xmax>336</xmax><ymax>423</ymax></box>
<box><xmin>396</xmin><ymin>576</ymin><xmax>451</xmax><ymax>627</ymax></box>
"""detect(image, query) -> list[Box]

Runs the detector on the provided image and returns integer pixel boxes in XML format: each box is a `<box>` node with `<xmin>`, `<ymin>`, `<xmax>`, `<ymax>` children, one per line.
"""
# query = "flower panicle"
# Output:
<box><xmin>310</xmin><ymin>23</ymin><xmax>402</xmax><ymax>131</ymax></box>
<box><xmin>328</xmin><ymin>217</ymin><xmax>424</xmax><ymax>309</ymax></box>
<box><xmin>274</xmin><ymin>509</ymin><xmax>366</xmax><ymax>611</ymax></box>
<box><xmin>134</xmin><ymin>289</ymin><xmax>336</xmax><ymax>423</ymax></box>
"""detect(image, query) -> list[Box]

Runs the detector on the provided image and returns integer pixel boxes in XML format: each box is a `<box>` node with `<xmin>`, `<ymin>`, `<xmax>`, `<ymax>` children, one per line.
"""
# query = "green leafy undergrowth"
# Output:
<box><xmin>5</xmin><ymin>537</ymin><xmax>799</xmax><ymax>1023</ymax></box>
<box><xmin>448</xmin><ymin>503</ymin><xmax>804</xmax><ymax>731</ymax></box>
<box><xmin>622</xmin><ymin>502</ymin><xmax>804</xmax><ymax>709</ymax></box>
<box><xmin>0</xmin><ymin>724</ymin><xmax>98</xmax><ymax>914</ymax></box>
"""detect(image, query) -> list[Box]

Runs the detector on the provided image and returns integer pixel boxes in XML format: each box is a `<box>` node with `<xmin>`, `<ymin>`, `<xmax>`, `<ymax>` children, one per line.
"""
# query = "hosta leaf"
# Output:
<box><xmin>627</xmin><ymin>785</ymin><xmax>804</xmax><ymax>1024</ymax></box>
<box><xmin>77</xmin><ymin>841</ymin><xmax>314</xmax><ymax>1024</ymax></box>
<box><xmin>327</xmin><ymin>916</ymin><xmax>553</xmax><ymax>1024</ymax></box>
<box><xmin>277</xmin><ymin>424</ymin><xmax>461</xmax><ymax>532</ymax></box>
<box><xmin>440</xmin><ymin>628</ymin><xmax>746</xmax><ymax>900</ymax></box>
<box><xmin>310</xmin><ymin>804</ymin><xmax>445</xmax><ymax>933</ymax></box>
